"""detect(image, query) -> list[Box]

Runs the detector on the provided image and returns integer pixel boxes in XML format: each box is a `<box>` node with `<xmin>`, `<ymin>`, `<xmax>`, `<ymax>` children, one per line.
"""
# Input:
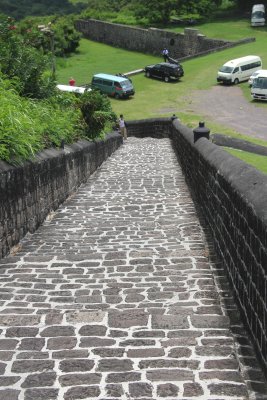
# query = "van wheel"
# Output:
<box><xmin>115</xmin><ymin>93</ymin><xmax>120</xmax><ymax>99</ymax></box>
<box><xmin>234</xmin><ymin>78</ymin><xmax>239</xmax><ymax>85</ymax></box>
<box><xmin>164</xmin><ymin>76</ymin><xmax>170</xmax><ymax>82</ymax></box>
<box><xmin>145</xmin><ymin>71</ymin><xmax>150</xmax><ymax>78</ymax></box>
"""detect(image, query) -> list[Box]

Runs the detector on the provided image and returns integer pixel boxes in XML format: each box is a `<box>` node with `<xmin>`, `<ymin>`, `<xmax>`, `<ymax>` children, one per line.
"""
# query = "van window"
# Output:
<box><xmin>233</xmin><ymin>67</ymin><xmax>239</xmax><ymax>73</ymax></box>
<box><xmin>219</xmin><ymin>66</ymin><xmax>233</xmax><ymax>73</ymax></box>
<box><xmin>241</xmin><ymin>61</ymin><xmax>262</xmax><ymax>71</ymax></box>
<box><xmin>102</xmin><ymin>80</ymin><xmax>113</xmax><ymax>86</ymax></box>
<box><xmin>120</xmin><ymin>80</ymin><xmax>132</xmax><ymax>89</ymax></box>
<box><xmin>93</xmin><ymin>78</ymin><xmax>103</xmax><ymax>84</ymax></box>
<box><xmin>255</xmin><ymin>77</ymin><xmax>267</xmax><ymax>89</ymax></box>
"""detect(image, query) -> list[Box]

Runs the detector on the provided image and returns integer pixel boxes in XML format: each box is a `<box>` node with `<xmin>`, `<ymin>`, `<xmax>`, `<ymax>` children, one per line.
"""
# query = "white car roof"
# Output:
<box><xmin>56</xmin><ymin>84</ymin><xmax>91</xmax><ymax>94</ymax></box>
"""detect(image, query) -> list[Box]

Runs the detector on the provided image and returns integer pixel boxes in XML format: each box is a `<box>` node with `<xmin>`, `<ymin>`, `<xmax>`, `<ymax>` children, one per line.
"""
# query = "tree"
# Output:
<box><xmin>0</xmin><ymin>14</ymin><xmax>55</xmax><ymax>98</ymax></box>
<box><xmin>133</xmin><ymin>0</ymin><xmax>178</xmax><ymax>24</ymax></box>
<box><xmin>18</xmin><ymin>16</ymin><xmax>81</xmax><ymax>57</ymax></box>
<box><xmin>0</xmin><ymin>0</ymin><xmax>87</xmax><ymax>20</ymax></box>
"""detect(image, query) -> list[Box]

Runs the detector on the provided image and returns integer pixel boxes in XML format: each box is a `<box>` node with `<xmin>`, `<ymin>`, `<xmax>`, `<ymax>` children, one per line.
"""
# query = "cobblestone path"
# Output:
<box><xmin>0</xmin><ymin>137</ymin><xmax>266</xmax><ymax>400</ymax></box>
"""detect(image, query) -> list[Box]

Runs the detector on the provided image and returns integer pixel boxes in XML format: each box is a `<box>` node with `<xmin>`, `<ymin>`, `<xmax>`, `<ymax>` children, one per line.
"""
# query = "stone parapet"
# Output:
<box><xmin>125</xmin><ymin>117</ymin><xmax>267</xmax><ymax>374</ymax></box>
<box><xmin>0</xmin><ymin>133</ymin><xmax>122</xmax><ymax>259</ymax></box>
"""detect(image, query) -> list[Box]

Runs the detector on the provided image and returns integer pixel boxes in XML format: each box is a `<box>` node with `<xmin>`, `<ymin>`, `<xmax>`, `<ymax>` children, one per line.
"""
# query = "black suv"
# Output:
<box><xmin>144</xmin><ymin>62</ymin><xmax>184</xmax><ymax>82</ymax></box>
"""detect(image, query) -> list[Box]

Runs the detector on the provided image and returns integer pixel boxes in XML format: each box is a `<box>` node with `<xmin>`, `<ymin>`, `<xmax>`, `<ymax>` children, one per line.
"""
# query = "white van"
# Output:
<box><xmin>217</xmin><ymin>55</ymin><xmax>262</xmax><ymax>85</ymax></box>
<box><xmin>56</xmin><ymin>84</ymin><xmax>91</xmax><ymax>94</ymax></box>
<box><xmin>251</xmin><ymin>4</ymin><xmax>265</xmax><ymax>26</ymax></box>
<box><xmin>251</xmin><ymin>69</ymin><xmax>267</xmax><ymax>101</ymax></box>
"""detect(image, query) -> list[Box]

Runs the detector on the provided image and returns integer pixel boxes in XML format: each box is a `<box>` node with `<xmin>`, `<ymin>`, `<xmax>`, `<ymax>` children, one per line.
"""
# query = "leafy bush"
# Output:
<box><xmin>78</xmin><ymin>90</ymin><xmax>117</xmax><ymax>140</ymax></box>
<box><xmin>0</xmin><ymin>14</ymin><xmax>55</xmax><ymax>98</ymax></box>
<box><xmin>19</xmin><ymin>15</ymin><xmax>82</xmax><ymax>57</ymax></box>
<box><xmin>0</xmin><ymin>77</ymin><xmax>84</xmax><ymax>163</ymax></box>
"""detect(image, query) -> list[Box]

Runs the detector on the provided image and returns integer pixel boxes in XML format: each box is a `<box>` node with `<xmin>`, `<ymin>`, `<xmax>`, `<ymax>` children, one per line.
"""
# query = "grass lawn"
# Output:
<box><xmin>56</xmin><ymin>19</ymin><xmax>267</xmax><ymax>171</ymax></box>
<box><xmin>225</xmin><ymin>147</ymin><xmax>267</xmax><ymax>174</ymax></box>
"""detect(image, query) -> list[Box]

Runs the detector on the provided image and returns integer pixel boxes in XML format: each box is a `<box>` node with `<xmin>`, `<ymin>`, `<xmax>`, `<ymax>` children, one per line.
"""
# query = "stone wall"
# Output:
<box><xmin>0</xmin><ymin>133</ymin><xmax>122</xmax><ymax>259</ymax></box>
<box><xmin>126</xmin><ymin>118</ymin><xmax>267</xmax><ymax>374</ymax></box>
<box><xmin>75</xmin><ymin>19</ymin><xmax>255</xmax><ymax>60</ymax></box>
<box><xmin>1</xmin><ymin>118</ymin><xmax>266</xmax><ymax>374</ymax></box>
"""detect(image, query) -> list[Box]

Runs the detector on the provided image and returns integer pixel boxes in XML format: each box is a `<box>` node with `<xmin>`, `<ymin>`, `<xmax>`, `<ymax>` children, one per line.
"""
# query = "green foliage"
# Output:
<box><xmin>53</xmin><ymin>15</ymin><xmax>81</xmax><ymax>56</ymax></box>
<box><xmin>19</xmin><ymin>15</ymin><xmax>82</xmax><ymax>57</ymax></box>
<box><xmin>0</xmin><ymin>79</ymin><xmax>42</xmax><ymax>162</ymax></box>
<box><xmin>0</xmin><ymin>77</ymin><xmax>84</xmax><ymax>163</ymax></box>
<box><xmin>0</xmin><ymin>14</ymin><xmax>55</xmax><ymax>98</ymax></box>
<box><xmin>133</xmin><ymin>0</ymin><xmax>178</xmax><ymax>24</ymax></box>
<box><xmin>78</xmin><ymin>90</ymin><xmax>117</xmax><ymax>140</ymax></box>
<box><xmin>0</xmin><ymin>0</ymin><xmax>86</xmax><ymax>20</ymax></box>
<box><xmin>225</xmin><ymin>148</ymin><xmax>267</xmax><ymax>175</ymax></box>
<box><xmin>79</xmin><ymin>0</ymin><xmax>227</xmax><ymax>25</ymax></box>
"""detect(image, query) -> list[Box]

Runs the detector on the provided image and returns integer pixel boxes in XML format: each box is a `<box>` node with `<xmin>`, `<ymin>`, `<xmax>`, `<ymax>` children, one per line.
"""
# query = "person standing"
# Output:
<box><xmin>162</xmin><ymin>48</ymin><xmax>169</xmax><ymax>62</ymax></box>
<box><xmin>69</xmin><ymin>77</ymin><xmax>76</xmax><ymax>86</ymax></box>
<box><xmin>118</xmin><ymin>114</ymin><xmax>127</xmax><ymax>140</ymax></box>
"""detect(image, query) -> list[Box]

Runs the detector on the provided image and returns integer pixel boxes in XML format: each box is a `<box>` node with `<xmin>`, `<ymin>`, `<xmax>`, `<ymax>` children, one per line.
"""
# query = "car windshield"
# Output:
<box><xmin>252</xmin><ymin>11</ymin><xmax>265</xmax><ymax>18</ymax></box>
<box><xmin>219</xmin><ymin>66</ymin><xmax>234</xmax><ymax>73</ymax></box>
<box><xmin>253</xmin><ymin>77</ymin><xmax>267</xmax><ymax>89</ymax></box>
<box><xmin>120</xmin><ymin>80</ymin><xmax>132</xmax><ymax>89</ymax></box>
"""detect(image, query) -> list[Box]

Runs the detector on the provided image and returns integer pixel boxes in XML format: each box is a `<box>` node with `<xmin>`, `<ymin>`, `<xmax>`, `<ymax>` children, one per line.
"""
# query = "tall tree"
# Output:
<box><xmin>133</xmin><ymin>0</ymin><xmax>179</xmax><ymax>24</ymax></box>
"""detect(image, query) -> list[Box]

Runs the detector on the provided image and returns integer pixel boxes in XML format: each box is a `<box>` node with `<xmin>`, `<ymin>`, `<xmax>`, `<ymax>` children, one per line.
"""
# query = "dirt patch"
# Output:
<box><xmin>186</xmin><ymin>85</ymin><xmax>267</xmax><ymax>142</ymax></box>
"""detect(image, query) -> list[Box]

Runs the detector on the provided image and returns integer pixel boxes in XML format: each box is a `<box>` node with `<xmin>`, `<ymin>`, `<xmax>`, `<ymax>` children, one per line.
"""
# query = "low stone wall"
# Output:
<box><xmin>126</xmin><ymin>118</ymin><xmax>267</xmax><ymax>374</ymax></box>
<box><xmin>75</xmin><ymin>19</ymin><xmax>255</xmax><ymax>60</ymax></box>
<box><xmin>211</xmin><ymin>133</ymin><xmax>267</xmax><ymax>156</ymax></box>
<box><xmin>0</xmin><ymin>133</ymin><xmax>122</xmax><ymax>259</ymax></box>
<box><xmin>126</xmin><ymin>118</ymin><xmax>172</xmax><ymax>138</ymax></box>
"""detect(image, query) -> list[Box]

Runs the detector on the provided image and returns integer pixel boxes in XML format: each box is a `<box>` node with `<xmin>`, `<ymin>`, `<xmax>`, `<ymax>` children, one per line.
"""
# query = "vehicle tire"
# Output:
<box><xmin>145</xmin><ymin>71</ymin><xmax>150</xmax><ymax>78</ymax></box>
<box><xmin>164</xmin><ymin>76</ymin><xmax>170</xmax><ymax>82</ymax></box>
<box><xmin>115</xmin><ymin>93</ymin><xmax>120</xmax><ymax>99</ymax></box>
<box><xmin>234</xmin><ymin>78</ymin><xmax>239</xmax><ymax>85</ymax></box>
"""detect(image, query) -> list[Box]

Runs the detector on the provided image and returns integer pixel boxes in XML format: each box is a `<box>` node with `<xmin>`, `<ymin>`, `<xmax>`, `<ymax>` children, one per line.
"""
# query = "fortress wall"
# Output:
<box><xmin>75</xmin><ymin>19</ymin><xmax>254</xmax><ymax>60</ymax></box>
<box><xmin>1</xmin><ymin>118</ymin><xmax>266</xmax><ymax>374</ymax></box>
<box><xmin>126</xmin><ymin>117</ymin><xmax>267</xmax><ymax>375</ymax></box>
<box><xmin>0</xmin><ymin>133</ymin><xmax>122</xmax><ymax>259</ymax></box>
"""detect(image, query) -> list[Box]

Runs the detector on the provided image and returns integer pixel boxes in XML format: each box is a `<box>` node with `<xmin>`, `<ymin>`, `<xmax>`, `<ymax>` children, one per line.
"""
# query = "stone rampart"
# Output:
<box><xmin>75</xmin><ymin>19</ymin><xmax>255</xmax><ymax>60</ymax></box>
<box><xmin>0</xmin><ymin>133</ymin><xmax>122</xmax><ymax>259</ymax></box>
<box><xmin>0</xmin><ymin>118</ymin><xmax>266</xmax><ymax>374</ymax></box>
<box><xmin>126</xmin><ymin>117</ymin><xmax>267</xmax><ymax>375</ymax></box>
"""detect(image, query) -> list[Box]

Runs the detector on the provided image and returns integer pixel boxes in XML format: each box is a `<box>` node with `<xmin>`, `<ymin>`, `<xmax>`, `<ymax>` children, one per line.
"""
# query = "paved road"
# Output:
<box><xmin>0</xmin><ymin>137</ymin><xmax>266</xmax><ymax>400</ymax></box>
<box><xmin>190</xmin><ymin>85</ymin><xmax>267</xmax><ymax>142</ymax></box>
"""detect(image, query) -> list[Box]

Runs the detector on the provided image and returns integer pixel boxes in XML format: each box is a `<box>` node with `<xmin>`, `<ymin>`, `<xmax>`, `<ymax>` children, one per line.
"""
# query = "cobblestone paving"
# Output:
<box><xmin>0</xmin><ymin>137</ymin><xmax>267</xmax><ymax>400</ymax></box>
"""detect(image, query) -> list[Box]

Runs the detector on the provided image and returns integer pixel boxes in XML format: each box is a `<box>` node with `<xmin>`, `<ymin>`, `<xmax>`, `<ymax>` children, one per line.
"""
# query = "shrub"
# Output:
<box><xmin>78</xmin><ymin>90</ymin><xmax>117</xmax><ymax>140</ymax></box>
<box><xmin>19</xmin><ymin>15</ymin><xmax>82</xmax><ymax>57</ymax></box>
<box><xmin>0</xmin><ymin>14</ymin><xmax>56</xmax><ymax>99</ymax></box>
<box><xmin>0</xmin><ymin>77</ymin><xmax>84</xmax><ymax>163</ymax></box>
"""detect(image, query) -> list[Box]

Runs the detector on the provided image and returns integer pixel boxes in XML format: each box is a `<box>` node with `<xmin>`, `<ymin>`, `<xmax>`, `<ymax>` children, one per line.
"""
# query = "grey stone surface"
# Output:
<box><xmin>0</xmin><ymin>137</ymin><xmax>265</xmax><ymax>399</ymax></box>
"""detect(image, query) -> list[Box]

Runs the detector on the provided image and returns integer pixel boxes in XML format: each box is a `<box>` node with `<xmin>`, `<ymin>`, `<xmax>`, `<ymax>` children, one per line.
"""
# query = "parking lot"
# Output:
<box><xmin>189</xmin><ymin>85</ymin><xmax>267</xmax><ymax>142</ymax></box>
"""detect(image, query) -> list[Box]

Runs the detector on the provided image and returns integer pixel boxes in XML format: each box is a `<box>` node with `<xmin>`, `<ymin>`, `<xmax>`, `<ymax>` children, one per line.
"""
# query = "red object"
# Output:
<box><xmin>69</xmin><ymin>78</ymin><xmax>75</xmax><ymax>86</ymax></box>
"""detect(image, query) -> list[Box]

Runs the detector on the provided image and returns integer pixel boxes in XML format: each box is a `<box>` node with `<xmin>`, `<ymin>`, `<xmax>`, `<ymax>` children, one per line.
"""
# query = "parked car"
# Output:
<box><xmin>248</xmin><ymin>69</ymin><xmax>263</xmax><ymax>87</ymax></box>
<box><xmin>144</xmin><ymin>62</ymin><xmax>184</xmax><ymax>82</ymax></box>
